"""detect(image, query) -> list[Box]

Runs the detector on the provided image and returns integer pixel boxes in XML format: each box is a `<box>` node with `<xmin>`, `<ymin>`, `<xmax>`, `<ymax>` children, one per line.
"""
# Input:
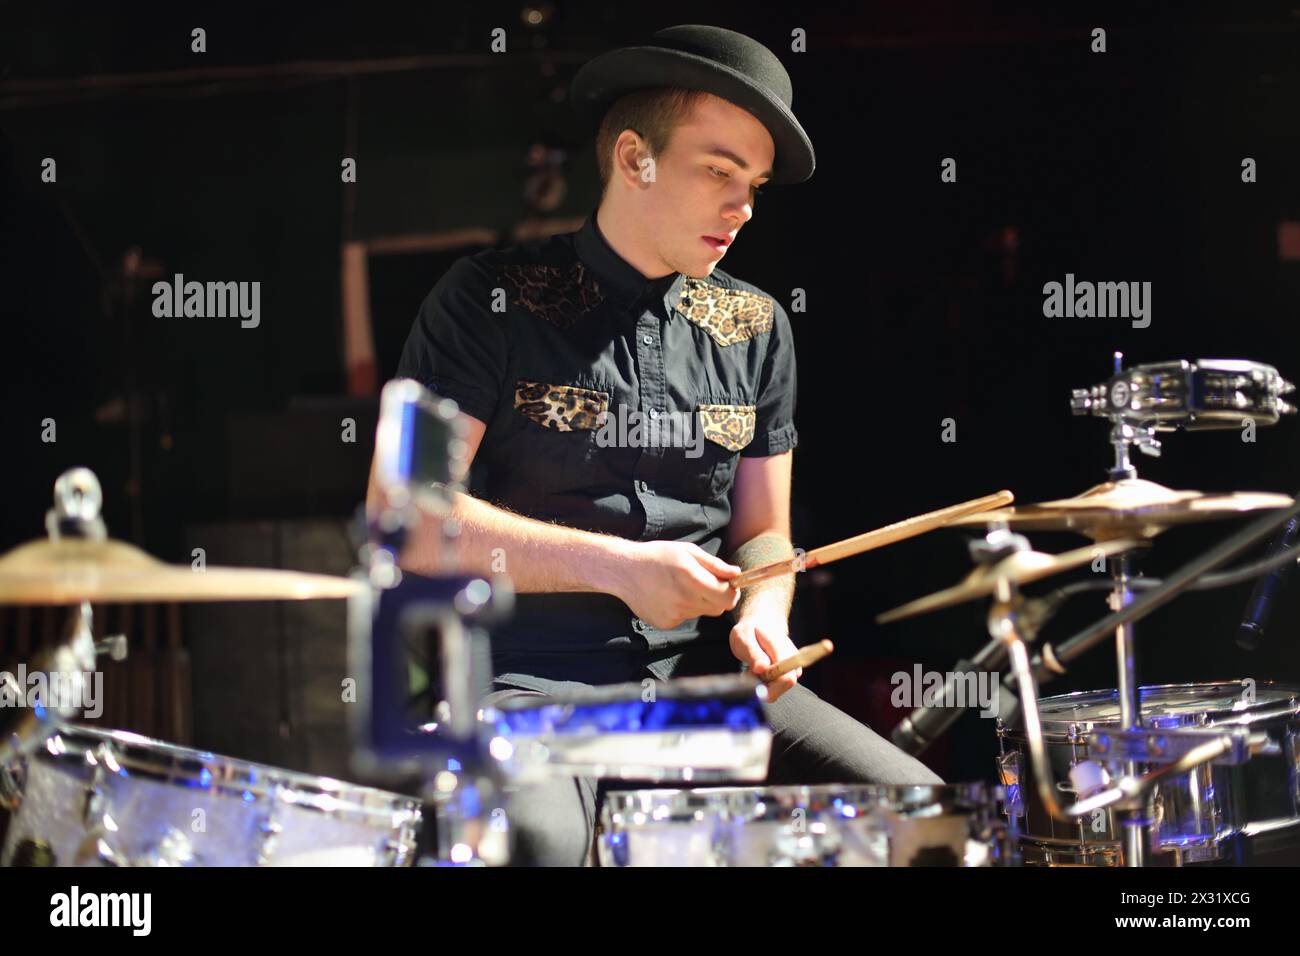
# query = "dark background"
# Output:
<box><xmin>2</xmin><ymin>1</ymin><xmax>1299</xmax><ymax>785</ymax></box>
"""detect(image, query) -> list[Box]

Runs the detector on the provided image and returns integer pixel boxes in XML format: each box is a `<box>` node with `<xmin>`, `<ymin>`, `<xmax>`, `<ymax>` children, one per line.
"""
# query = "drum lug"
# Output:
<box><xmin>995</xmin><ymin>751</ymin><xmax>1023</xmax><ymax>818</ymax></box>
<box><xmin>249</xmin><ymin>781</ymin><xmax>290</xmax><ymax>865</ymax></box>
<box><xmin>81</xmin><ymin>782</ymin><xmax>106</xmax><ymax>828</ymax></box>
<box><xmin>255</xmin><ymin>815</ymin><xmax>284</xmax><ymax>866</ymax></box>
<box><xmin>72</xmin><ymin>749</ymin><xmax>128</xmax><ymax>865</ymax></box>
<box><xmin>379</xmin><ymin>834</ymin><xmax>411</xmax><ymax>867</ymax></box>
<box><xmin>377</xmin><ymin>806</ymin><xmax>422</xmax><ymax>866</ymax></box>
<box><xmin>80</xmin><ymin>752</ymin><xmax>113</xmax><ymax>829</ymax></box>
<box><xmin>709</xmin><ymin>825</ymin><xmax>733</xmax><ymax>867</ymax></box>
<box><xmin>138</xmin><ymin>828</ymin><xmax>200</xmax><ymax>867</ymax></box>
<box><xmin>769</xmin><ymin>821</ymin><xmax>843</xmax><ymax>867</ymax></box>
<box><xmin>73</xmin><ymin>832</ymin><xmax>129</xmax><ymax>866</ymax></box>
<box><xmin>71</xmin><ymin>825</ymin><xmax>200</xmax><ymax>867</ymax></box>
<box><xmin>0</xmin><ymin>756</ymin><xmax>25</xmax><ymax>811</ymax></box>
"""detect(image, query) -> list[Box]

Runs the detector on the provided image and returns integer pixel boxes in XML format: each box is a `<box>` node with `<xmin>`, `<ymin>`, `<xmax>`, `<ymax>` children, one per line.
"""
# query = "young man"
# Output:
<box><xmin>376</xmin><ymin>25</ymin><xmax>941</xmax><ymax>865</ymax></box>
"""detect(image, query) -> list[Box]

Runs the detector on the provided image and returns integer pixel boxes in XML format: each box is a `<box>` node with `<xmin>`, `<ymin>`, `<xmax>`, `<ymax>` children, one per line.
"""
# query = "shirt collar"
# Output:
<box><xmin>575</xmin><ymin>209</ymin><xmax>685</xmax><ymax>308</ymax></box>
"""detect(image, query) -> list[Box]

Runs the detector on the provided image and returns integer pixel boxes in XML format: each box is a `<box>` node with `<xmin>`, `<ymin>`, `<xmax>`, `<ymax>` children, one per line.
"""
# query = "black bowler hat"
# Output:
<box><xmin>570</xmin><ymin>24</ymin><xmax>815</xmax><ymax>184</ymax></box>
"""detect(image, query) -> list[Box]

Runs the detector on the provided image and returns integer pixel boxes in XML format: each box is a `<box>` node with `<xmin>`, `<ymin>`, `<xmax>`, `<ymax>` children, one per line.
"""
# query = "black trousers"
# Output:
<box><xmin>482</xmin><ymin>663</ymin><xmax>945</xmax><ymax>866</ymax></box>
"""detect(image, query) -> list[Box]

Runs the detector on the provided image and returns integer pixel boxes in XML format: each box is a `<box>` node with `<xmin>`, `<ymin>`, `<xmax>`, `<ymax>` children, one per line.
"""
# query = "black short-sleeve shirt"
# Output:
<box><xmin>395</xmin><ymin>210</ymin><xmax>798</xmax><ymax>689</ymax></box>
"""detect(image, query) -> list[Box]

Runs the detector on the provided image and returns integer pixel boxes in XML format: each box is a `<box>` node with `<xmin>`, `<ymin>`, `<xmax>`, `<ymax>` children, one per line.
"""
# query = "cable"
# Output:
<box><xmin>1024</xmin><ymin>542</ymin><xmax>1300</xmax><ymax>629</ymax></box>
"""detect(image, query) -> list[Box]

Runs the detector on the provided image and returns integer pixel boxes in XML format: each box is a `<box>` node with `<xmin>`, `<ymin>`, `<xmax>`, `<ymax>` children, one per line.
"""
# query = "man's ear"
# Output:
<box><xmin>613</xmin><ymin>130</ymin><xmax>652</xmax><ymax>188</ymax></box>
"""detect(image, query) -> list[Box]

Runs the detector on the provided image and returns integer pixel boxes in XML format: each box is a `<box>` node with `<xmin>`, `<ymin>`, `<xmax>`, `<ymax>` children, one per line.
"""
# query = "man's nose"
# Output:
<box><xmin>732</xmin><ymin>199</ymin><xmax>754</xmax><ymax>225</ymax></box>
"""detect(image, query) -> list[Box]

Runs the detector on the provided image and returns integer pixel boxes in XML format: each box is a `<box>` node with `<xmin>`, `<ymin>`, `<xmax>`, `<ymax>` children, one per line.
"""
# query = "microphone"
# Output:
<box><xmin>1236</xmin><ymin>512</ymin><xmax>1300</xmax><ymax>651</ymax></box>
<box><xmin>891</xmin><ymin>639</ymin><xmax>1009</xmax><ymax>756</ymax></box>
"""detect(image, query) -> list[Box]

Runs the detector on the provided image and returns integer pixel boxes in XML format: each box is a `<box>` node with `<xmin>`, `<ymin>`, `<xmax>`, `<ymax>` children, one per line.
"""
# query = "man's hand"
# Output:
<box><xmin>611</xmin><ymin>540</ymin><xmax>742</xmax><ymax>630</ymax></box>
<box><xmin>729</xmin><ymin>611</ymin><xmax>802</xmax><ymax>703</ymax></box>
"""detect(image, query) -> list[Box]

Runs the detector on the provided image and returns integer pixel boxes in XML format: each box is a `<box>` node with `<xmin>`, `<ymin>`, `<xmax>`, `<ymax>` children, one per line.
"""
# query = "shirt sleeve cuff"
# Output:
<box><xmin>741</xmin><ymin>422</ymin><xmax>798</xmax><ymax>457</ymax></box>
<box><xmin>421</xmin><ymin>377</ymin><xmax>498</xmax><ymax>425</ymax></box>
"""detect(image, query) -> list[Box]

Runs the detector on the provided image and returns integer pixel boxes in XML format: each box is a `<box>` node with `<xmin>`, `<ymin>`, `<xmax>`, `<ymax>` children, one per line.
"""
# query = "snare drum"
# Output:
<box><xmin>997</xmin><ymin>681</ymin><xmax>1300</xmax><ymax>865</ymax></box>
<box><xmin>598</xmin><ymin>783</ymin><xmax>1008</xmax><ymax>867</ymax></box>
<box><xmin>1</xmin><ymin>725</ymin><xmax>422</xmax><ymax>866</ymax></box>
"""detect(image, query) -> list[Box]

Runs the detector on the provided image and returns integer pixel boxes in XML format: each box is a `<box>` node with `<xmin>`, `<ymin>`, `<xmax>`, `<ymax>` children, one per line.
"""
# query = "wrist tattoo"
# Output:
<box><xmin>729</xmin><ymin>531</ymin><xmax>795</xmax><ymax>618</ymax></box>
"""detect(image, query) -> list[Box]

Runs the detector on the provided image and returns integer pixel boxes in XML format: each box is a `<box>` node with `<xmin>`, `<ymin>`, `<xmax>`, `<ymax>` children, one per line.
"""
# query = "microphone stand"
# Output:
<box><xmin>1237</xmin><ymin>512</ymin><xmax>1300</xmax><ymax>650</ymax></box>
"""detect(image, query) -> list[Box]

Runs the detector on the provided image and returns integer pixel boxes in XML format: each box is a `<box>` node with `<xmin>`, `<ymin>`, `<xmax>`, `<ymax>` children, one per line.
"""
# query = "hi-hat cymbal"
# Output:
<box><xmin>876</xmin><ymin>538</ymin><xmax>1146</xmax><ymax>624</ymax></box>
<box><xmin>945</xmin><ymin>478</ymin><xmax>1293</xmax><ymax>541</ymax></box>
<box><xmin>0</xmin><ymin>537</ymin><xmax>364</xmax><ymax>604</ymax></box>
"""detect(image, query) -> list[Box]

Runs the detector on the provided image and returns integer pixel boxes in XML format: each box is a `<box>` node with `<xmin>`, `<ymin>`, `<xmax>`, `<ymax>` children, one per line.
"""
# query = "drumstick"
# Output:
<box><xmin>729</xmin><ymin>490</ymin><xmax>1014</xmax><ymax>590</ymax></box>
<box><xmin>760</xmin><ymin>639</ymin><xmax>833</xmax><ymax>682</ymax></box>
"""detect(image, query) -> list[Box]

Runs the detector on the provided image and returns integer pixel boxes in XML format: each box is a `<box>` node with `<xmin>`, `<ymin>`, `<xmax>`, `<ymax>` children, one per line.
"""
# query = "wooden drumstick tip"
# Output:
<box><xmin>761</xmin><ymin>638</ymin><xmax>834</xmax><ymax>683</ymax></box>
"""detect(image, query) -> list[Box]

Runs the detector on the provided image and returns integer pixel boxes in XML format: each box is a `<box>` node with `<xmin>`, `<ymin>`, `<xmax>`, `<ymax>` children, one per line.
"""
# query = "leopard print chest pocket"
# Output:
<box><xmin>675</xmin><ymin>398</ymin><xmax>756</xmax><ymax>503</ymax></box>
<box><xmin>509</xmin><ymin>378</ymin><xmax>611</xmax><ymax>497</ymax></box>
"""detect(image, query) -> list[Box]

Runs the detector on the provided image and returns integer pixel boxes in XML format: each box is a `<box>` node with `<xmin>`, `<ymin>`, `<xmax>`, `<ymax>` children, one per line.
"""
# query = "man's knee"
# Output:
<box><xmin>767</xmin><ymin>682</ymin><xmax>946</xmax><ymax>786</ymax></box>
<box><xmin>895</xmin><ymin>757</ymin><xmax>945</xmax><ymax>786</ymax></box>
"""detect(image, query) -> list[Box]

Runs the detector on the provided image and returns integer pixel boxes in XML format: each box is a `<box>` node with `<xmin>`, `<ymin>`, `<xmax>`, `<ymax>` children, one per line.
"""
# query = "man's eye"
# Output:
<box><xmin>709</xmin><ymin>166</ymin><xmax>730</xmax><ymax>178</ymax></box>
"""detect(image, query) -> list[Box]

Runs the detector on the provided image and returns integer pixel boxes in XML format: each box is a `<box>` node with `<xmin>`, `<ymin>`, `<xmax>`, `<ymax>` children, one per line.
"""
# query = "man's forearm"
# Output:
<box><xmin>728</xmin><ymin>531</ymin><xmax>796</xmax><ymax>622</ymax></box>
<box><xmin>400</xmin><ymin>489</ymin><xmax>633</xmax><ymax>597</ymax></box>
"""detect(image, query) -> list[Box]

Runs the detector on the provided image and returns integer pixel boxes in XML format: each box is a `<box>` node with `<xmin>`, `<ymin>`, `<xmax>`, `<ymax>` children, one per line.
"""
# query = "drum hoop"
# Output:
<box><xmin>1022</xmin><ymin>680</ymin><xmax>1300</xmax><ymax>737</ymax></box>
<box><xmin>40</xmin><ymin>724</ymin><xmax>422</xmax><ymax>826</ymax></box>
<box><xmin>602</xmin><ymin>782</ymin><xmax>994</xmax><ymax>816</ymax></box>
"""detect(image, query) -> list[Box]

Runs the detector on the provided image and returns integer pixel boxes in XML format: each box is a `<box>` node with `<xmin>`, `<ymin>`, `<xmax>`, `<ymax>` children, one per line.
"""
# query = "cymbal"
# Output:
<box><xmin>945</xmin><ymin>478</ymin><xmax>1293</xmax><ymax>541</ymax></box>
<box><xmin>0</xmin><ymin>537</ymin><xmax>365</xmax><ymax>605</ymax></box>
<box><xmin>876</xmin><ymin>538</ymin><xmax>1146</xmax><ymax>624</ymax></box>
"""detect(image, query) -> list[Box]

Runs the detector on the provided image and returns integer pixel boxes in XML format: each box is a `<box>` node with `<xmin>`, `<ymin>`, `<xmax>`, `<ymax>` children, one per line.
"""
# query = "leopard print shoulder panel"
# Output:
<box><xmin>501</xmin><ymin>262</ymin><xmax>604</xmax><ymax>330</ymax></box>
<box><xmin>697</xmin><ymin>403</ymin><xmax>756</xmax><ymax>452</ymax></box>
<box><xmin>514</xmin><ymin>380</ymin><xmax>609</xmax><ymax>431</ymax></box>
<box><xmin>676</xmin><ymin>278</ymin><xmax>775</xmax><ymax>346</ymax></box>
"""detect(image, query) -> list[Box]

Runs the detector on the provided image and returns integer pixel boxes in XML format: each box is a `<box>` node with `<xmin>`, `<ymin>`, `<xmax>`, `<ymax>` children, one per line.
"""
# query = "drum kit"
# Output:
<box><xmin>2</xmin><ymin>355</ymin><xmax>1298</xmax><ymax>867</ymax></box>
<box><xmin>0</xmin><ymin>469</ymin><xmax>423</xmax><ymax>867</ymax></box>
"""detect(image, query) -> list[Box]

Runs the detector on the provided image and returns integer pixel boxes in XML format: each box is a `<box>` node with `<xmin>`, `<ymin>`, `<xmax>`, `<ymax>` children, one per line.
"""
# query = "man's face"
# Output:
<box><xmin>635</xmin><ymin>93</ymin><xmax>775</xmax><ymax>278</ymax></box>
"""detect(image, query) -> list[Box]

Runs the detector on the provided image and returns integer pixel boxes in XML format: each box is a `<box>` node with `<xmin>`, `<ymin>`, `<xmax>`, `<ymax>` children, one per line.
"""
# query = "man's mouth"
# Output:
<box><xmin>701</xmin><ymin>235</ymin><xmax>731</xmax><ymax>254</ymax></box>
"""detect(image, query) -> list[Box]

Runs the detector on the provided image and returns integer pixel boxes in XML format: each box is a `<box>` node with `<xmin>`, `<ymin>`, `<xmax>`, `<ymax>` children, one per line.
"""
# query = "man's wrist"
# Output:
<box><xmin>733</xmin><ymin>591</ymin><xmax>790</xmax><ymax>628</ymax></box>
<box><xmin>588</xmin><ymin>534</ymin><xmax>638</xmax><ymax>601</ymax></box>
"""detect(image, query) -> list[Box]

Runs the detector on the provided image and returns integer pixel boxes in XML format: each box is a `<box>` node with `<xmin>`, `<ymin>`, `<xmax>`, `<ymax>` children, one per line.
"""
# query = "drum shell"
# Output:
<box><xmin>598</xmin><ymin>783</ymin><xmax>1008</xmax><ymax>867</ymax></box>
<box><xmin>1</xmin><ymin>725</ymin><xmax>422</xmax><ymax>867</ymax></box>
<box><xmin>997</xmin><ymin>681</ymin><xmax>1300</xmax><ymax>866</ymax></box>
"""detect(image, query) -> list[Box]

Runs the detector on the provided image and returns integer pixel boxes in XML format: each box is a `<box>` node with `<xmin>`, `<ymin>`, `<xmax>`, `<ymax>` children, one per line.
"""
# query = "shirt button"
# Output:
<box><xmin>642</xmin><ymin>334</ymin><xmax>653</xmax><ymax>345</ymax></box>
